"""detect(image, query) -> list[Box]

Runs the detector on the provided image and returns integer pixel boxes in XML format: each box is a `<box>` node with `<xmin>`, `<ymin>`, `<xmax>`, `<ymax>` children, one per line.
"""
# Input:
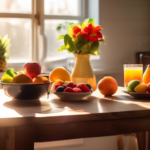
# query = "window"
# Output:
<box><xmin>0</xmin><ymin>0</ymin><xmax>87</xmax><ymax>71</ymax></box>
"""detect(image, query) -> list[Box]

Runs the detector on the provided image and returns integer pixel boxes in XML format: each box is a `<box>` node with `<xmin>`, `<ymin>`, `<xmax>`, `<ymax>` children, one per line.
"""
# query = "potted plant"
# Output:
<box><xmin>57</xmin><ymin>18</ymin><xmax>105</xmax><ymax>91</ymax></box>
<box><xmin>0</xmin><ymin>35</ymin><xmax>10</xmax><ymax>72</ymax></box>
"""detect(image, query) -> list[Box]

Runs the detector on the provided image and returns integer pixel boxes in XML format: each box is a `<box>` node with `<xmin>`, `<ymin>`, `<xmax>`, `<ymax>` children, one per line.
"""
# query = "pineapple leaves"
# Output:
<box><xmin>0</xmin><ymin>35</ymin><xmax>10</xmax><ymax>59</ymax></box>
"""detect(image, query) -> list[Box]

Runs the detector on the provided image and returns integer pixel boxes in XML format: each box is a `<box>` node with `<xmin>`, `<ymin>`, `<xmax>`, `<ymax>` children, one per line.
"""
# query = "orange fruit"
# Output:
<box><xmin>49</xmin><ymin>67</ymin><xmax>71</xmax><ymax>82</ymax></box>
<box><xmin>98</xmin><ymin>76</ymin><xmax>118</xmax><ymax>96</ymax></box>
<box><xmin>12</xmin><ymin>74</ymin><xmax>33</xmax><ymax>83</ymax></box>
<box><xmin>32</xmin><ymin>76</ymin><xmax>50</xmax><ymax>84</ymax></box>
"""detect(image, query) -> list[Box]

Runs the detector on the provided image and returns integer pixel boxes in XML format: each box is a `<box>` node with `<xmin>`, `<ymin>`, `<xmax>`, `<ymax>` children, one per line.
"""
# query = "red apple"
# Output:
<box><xmin>23</xmin><ymin>62</ymin><xmax>41</xmax><ymax>78</ymax></box>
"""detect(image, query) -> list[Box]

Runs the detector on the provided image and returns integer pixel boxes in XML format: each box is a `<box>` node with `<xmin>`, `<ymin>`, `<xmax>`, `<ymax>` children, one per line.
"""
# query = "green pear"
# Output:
<box><xmin>127</xmin><ymin>80</ymin><xmax>141</xmax><ymax>92</ymax></box>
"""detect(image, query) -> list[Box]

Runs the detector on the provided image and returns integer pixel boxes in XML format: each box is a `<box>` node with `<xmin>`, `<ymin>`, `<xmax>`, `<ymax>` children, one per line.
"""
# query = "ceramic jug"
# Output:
<box><xmin>69</xmin><ymin>54</ymin><xmax>97</xmax><ymax>91</ymax></box>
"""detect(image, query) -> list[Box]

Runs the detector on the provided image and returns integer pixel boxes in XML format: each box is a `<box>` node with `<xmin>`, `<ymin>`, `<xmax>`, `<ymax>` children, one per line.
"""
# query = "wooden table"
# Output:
<box><xmin>0</xmin><ymin>86</ymin><xmax>150</xmax><ymax>150</ymax></box>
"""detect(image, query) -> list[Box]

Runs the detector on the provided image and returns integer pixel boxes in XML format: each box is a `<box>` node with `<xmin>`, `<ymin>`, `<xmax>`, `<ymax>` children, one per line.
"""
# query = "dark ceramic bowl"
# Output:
<box><xmin>0</xmin><ymin>81</ymin><xmax>52</xmax><ymax>100</ymax></box>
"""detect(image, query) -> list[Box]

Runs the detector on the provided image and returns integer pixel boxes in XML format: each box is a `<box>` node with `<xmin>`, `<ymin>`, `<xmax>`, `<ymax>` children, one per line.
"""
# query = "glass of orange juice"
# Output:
<box><xmin>124</xmin><ymin>64</ymin><xmax>143</xmax><ymax>87</ymax></box>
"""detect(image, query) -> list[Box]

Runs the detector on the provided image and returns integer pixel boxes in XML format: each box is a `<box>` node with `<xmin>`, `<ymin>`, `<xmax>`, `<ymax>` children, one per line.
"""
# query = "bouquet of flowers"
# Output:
<box><xmin>57</xmin><ymin>18</ymin><xmax>104</xmax><ymax>55</ymax></box>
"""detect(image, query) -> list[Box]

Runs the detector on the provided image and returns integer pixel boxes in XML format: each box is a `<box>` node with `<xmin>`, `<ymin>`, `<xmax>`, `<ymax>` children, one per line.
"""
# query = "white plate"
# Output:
<box><xmin>51</xmin><ymin>92</ymin><xmax>92</xmax><ymax>100</ymax></box>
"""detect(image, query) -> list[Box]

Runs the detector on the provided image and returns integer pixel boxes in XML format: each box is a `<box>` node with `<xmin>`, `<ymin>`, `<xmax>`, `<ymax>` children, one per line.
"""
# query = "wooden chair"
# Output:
<box><xmin>139</xmin><ymin>54</ymin><xmax>150</xmax><ymax>72</ymax></box>
<box><xmin>136</xmin><ymin>53</ymin><xmax>150</xmax><ymax>150</ymax></box>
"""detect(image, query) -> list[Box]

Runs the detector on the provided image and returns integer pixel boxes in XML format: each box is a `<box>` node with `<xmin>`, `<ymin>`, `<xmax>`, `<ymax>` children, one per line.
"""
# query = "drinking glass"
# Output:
<box><xmin>124</xmin><ymin>64</ymin><xmax>143</xmax><ymax>87</ymax></box>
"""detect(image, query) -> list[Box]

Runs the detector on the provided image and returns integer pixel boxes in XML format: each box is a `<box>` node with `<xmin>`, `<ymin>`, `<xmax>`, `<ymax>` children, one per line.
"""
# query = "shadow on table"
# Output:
<box><xmin>3</xmin><ymin>98</ymin><xmax>63</xmax><ymax>117</ymax></box>
<box><xmin>49</xmin><ymin>95</ymin><xmax>100</xmax><ymax>114</ymax></box>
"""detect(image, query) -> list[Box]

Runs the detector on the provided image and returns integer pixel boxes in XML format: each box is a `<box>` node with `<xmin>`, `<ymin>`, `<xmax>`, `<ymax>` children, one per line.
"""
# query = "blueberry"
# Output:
<box><xmin>86</xmin><ymin>84</ymin><xmax>92</xmax><ymax>90</ymax></box>
<box><xmin>55</xmin><ymin>86</ymin><xmax>66</xmax><ymax>92</ymax></box>
<box><xmin>63</xmin><ymin>85</ymin><xmax>67</xmax><ymax>89</ymax></box>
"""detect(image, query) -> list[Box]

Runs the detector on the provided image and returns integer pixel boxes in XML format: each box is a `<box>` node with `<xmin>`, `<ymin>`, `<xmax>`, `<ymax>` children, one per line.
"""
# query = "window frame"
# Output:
<box><xmin>36</xmin><ymin>0</ymin><xmax>88</xmax><ymax>71</ymax></box>
<box><xmin>0</xmin><ymin>0</ymin><xmax>38</xmax><ymax>66</ymax></box>
<box><xmin>0</xmin><ymin>0</ymin><xmax>99</xmax><ymax>73</ymax></box>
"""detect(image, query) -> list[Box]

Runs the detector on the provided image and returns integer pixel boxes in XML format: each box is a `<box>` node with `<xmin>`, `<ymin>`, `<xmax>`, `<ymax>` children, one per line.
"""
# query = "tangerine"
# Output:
<box><xmin>98</xmin><ymin>76</ymin><xmax>118</xmax><ymax>96</ymax></box>
<box><xmin>12</xmin><ymin>74</ymin><xmax>33</xmax><ymax>83</ymax></box>
<box><xmin>32</xmin><ymin>76</ymin><xmax>50</xmax><ymax>84</ymax></box>
<box><xmin>49</xmin><ymin>67</ymin><xmax>71</xmax><ymax>82</ymax></box>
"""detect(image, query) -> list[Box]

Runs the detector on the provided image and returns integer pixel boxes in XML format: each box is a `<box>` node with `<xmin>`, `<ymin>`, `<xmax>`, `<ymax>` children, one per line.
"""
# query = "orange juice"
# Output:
<box><xmin>124</xmin><ymin>65</ymin><xmax>143</xmax><ymax>87</ymax></box>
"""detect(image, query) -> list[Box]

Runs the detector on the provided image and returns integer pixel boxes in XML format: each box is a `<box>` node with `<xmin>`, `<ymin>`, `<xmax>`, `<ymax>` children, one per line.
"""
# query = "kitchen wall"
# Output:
<box><xmin>95</xmin><ymin>0</ymin><xmax>150</xmax><ymax>86</ymax></box>
<box><xmin>35</xmin><ymin>0</ymin><xmax>150</xmax><ymax>150</ymax></box>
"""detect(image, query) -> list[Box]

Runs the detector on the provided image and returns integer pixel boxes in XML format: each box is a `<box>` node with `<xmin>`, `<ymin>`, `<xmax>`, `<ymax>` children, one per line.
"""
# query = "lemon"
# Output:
<box><xmin>127</xmin><ymin>80</ymin><xmax>141</xmax><ymax>92</ymax></box>
<box><xmin>17</xmin><ymin>71</ymin><xmax>24</xmax><ymax>74</ymax></box>
<box><xmin>134</xmin><ymin>83</ymin><xmax>148</xmax><ymax>93</ymax></box>
<box><xmin>49</xmin><ymin>67</ymin><xmax>71</xmax><ymax>82</ymax></box>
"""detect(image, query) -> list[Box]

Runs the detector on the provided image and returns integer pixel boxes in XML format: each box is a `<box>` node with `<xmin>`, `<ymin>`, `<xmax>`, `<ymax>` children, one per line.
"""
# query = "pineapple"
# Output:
<box><xmin>0</xmin><ymin>35</ymin><xmax>10</xmax><ymax>72</ymax></box>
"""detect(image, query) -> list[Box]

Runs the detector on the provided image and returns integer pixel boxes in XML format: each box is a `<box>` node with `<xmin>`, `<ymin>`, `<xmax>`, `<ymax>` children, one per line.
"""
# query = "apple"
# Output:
<box><xmin>23</xmin><ymin>62</ymin><xmax>41</xmax><ymax>78</ymax></box>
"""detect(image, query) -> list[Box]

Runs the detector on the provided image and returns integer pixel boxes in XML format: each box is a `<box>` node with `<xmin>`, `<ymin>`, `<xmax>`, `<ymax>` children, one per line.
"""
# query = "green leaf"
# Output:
<box><xmin>99</xmin><ymin>39</ymin><xmax>105</xmax><ymax>43</ymax></box>
<box><xmin>75</xmin><ymin>33</ymin><xmax>89</xmax><ymax>50</ymax></box>
<box><xmin>57</xmin><ymin>45</ymin><xmax>66</xmax><ymax>51</ymax></box>
<box><xmin>67</xmin><ymin>24</ymin><xmax>75</xmax><ymax>37</ymax></box>
<box><xmin>76</xmin><ymin>23</ymin><xmax>82</xmax><ymax>28</ymax></box>
<box><xmin>57</xmin><ymin>35</ymin><xmax>65</xmax><ymax>41</ymax></box>
<box><xmin>89</xmin><ymin>41</ymin><xmax>100</xmax><ymax>55</ymax></box>
<box><xmin>56</xmin><ymin>26</ymin><xmax>61</xmax><ymax>31</ymax></box>
<box><xmin>64</xmin><ymin>34</ymin><xmax>77</xmax><ymax>52</ymax></box>
<box><xmin>84</xmin><ymin>18</ymin><xmax>95</xmax><ymax>25</ymax></box>
<box><xmin>69</xmin><ymin>23</ymin><xmax>75</xmax><ymax>26</ymax></box>
<box><xmin>80</xmin><ymin>42</ymin><xmax>93</xmax><ymax>54</ymax></box>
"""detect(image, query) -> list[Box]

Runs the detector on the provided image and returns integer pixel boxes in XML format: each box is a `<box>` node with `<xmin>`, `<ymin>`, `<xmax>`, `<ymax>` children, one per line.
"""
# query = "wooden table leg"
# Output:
<box><xmin>15</xmin><ymin>126</ymin><xmax>34</xmax><ymax>150</ymax></box>
<box><xmin>136</xmin><ymin>132</ymin><xmax>146</xmax><ymax>150</ymax></box>
<box><xmin>0</xmin><ymin>127</ymin><xmax>15</xmax><ymax>150</ymax></box>
<box><xmin>0</xmin><ymin>126</ymin><xmax>34</xmax><ymax>150</ymax></box>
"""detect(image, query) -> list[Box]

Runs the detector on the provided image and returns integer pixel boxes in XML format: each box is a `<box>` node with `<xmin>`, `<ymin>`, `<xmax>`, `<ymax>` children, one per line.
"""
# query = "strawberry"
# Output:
<box><xmin>67</xmin><ymin>82</ymin><xmax>75</xmax><ymax>88</ymax></box>
<box><xmin>51</xmin><ymin>84</ymin><xmax>60</xmax><ymax>91</ymax></box>
<box><xmin>73</xmin><ymin>83</ymin><xmax>77</xmax><ymax>88</ymax></box>
<box><xmin>64</xmin><ymin>87</ymin><xmax>74</xmax><ymax>92</ymax></box>
<box><xmin>77</xmin><ymin>83</ymin><xmax>90</xmax><ymax>92</ymax></box>
<box><xmin>73</xmin><ymin>87</ymin><xmax>82</xmax><ymax>93</ymax></box>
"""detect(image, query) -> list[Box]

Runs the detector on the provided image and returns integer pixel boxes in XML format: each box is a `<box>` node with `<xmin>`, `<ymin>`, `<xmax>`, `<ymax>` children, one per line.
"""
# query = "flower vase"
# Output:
<box><xmin>70</xmin><ymin>54</ymin><xmax>97</xmax><ymax>91</ymax></box>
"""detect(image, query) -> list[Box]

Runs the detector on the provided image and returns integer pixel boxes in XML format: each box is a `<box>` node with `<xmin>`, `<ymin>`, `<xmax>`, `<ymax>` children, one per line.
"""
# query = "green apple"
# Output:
<box><xmin>127</xmin><ymin>80</ymin><xmax>141</xmax><ymax>92</ymax></box>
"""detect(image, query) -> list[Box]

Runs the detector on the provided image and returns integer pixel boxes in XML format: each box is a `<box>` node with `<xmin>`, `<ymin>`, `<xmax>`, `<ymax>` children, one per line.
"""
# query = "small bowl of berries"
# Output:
<box><xmin>51</xmin><ymin>80</ymin><xmax>93</xmax><ymax>100</ymax></box>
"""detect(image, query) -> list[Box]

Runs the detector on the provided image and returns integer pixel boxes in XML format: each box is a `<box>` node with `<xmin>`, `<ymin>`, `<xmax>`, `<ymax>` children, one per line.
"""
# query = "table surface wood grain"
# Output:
<box><xmin>1</xmin><ymin>86</ymin><xmax>150</xmax><ymax>150</ymax></box>
<box><xmin>1</xmin><ymin>86</ymin><xmax>150</xmax><ymax>126</ymax></box>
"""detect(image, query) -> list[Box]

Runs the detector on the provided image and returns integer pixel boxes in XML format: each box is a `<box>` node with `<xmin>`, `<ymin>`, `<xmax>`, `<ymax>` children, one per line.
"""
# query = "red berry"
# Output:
<box><xmin>73</xmin><ymin>83</ymin><xmax>77</xmax><ymax>88</ymax></box>
<box><xmin>147</xmin><ymin>89</ymin><xmax>150</xmax><ymax>93</ymax></box>
<box><xmin>52</xmin><ymin>84</ymin><xmax>60</xmax><ymax>91</ymax></box>
<box><xmin>73</xmin><ymin>87</ymin><xmax>82</xmax><ymax>93</ymax></box>
<box><xmin>77</xmin><ymin>83</ymin><xmax>90</xmax><ymax>92</ymax></box>
<box><xmin>147</xmin><ymin>83</ymin><xmax>150</xmax><ymax>90</ymax></box>
<box><xmin>66</xmin><ymin>82</ymin><xmax>74</xmax><ymax>88</ymax></box>
<box><xmin>64</xmin><ymin>87</ymin><xmax>73</xmax><ymax>92</ymax></box>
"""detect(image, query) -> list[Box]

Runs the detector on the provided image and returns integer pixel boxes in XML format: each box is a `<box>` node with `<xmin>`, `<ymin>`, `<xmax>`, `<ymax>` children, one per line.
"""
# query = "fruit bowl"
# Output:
<box><xmin>0</xmin><ymin>81</ymin><xmax>52</xmax><ymax>100</ymax></box>
<box><xmin>52</xmin><ymin>91</ymin><xmax>92</xmax><ymax>100</ymax></box>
